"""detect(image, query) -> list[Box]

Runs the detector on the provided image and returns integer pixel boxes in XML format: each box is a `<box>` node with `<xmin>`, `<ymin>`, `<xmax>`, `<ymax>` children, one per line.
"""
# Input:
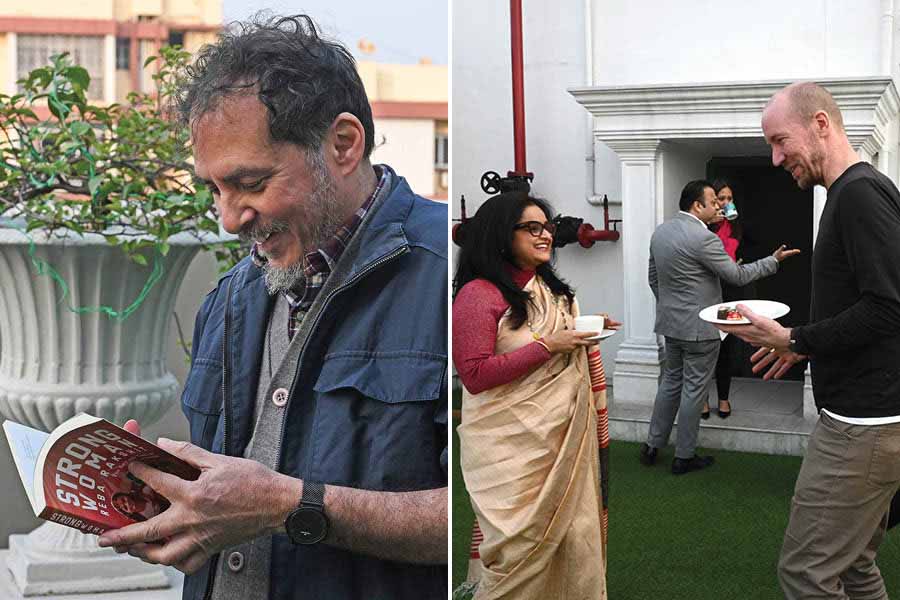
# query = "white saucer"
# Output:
<box><xmin>584</xmin><ymin>328</ymin><xmax>618</xmax><ymax>341</ymax></box>
<box><xmin>699</xmin><ymin>300</ymin><xmax>790</xmax><ymax>325</ymax></box>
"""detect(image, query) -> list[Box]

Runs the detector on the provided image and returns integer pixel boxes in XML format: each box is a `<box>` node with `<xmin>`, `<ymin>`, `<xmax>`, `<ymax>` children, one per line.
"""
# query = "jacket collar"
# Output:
<box><xmin>677</xmin><ymin>210</ymin><xmax>707</xmax><ymax>228</ymax></box>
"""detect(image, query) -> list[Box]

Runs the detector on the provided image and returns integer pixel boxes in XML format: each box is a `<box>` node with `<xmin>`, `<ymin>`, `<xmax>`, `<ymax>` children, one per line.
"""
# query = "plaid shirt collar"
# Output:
<box><xmin>250</xmin><ymin>166</ymin><xmax>388</xmax><ymax>311</ymax></box>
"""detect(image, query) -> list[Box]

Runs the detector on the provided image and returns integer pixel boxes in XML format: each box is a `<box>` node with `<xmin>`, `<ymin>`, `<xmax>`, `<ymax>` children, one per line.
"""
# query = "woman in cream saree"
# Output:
<box><xmin>453</xmin><ymin>193</ymin><xmax>612</xmax><ymax>599</ymax></box>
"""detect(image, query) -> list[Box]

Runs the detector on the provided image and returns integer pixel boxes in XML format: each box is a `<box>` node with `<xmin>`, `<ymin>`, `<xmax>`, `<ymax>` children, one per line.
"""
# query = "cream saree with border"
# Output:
<box><xmin>458</xmin><ymin>276</ymin><xmax>607</xmax><ymax>599</ymax></box>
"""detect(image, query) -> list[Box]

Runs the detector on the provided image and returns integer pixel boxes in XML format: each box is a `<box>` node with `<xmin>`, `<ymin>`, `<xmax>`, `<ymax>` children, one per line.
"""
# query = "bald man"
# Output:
<box><xmin>717</xmin><ymin>82</ymin><xmax>900</xmax><ymax>600</ymax></box>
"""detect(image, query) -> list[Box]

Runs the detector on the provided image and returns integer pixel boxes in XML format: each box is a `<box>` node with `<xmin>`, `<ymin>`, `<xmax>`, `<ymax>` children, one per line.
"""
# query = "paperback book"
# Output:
<box><xmin>3</xmin><ymin>413</ymin><xmax>200</xmax><ymax>535</ymax></box>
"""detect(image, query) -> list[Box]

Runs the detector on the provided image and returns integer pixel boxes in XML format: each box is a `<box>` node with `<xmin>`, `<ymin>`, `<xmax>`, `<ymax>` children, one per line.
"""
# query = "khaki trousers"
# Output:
<box><xmin>779</xmin><ymin>412</ymin><xmax>900</xmax><ymax>600</ymax></box>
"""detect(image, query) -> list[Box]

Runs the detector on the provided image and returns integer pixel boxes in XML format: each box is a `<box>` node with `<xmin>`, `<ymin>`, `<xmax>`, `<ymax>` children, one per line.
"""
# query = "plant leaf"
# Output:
<box><xmin>69</xmin><ymin>121</ymin><xmax>90</xmax><ymax>137</ymax></box>
<box><xmin>88</xmin><ymin>175</ymin><xmax>102</xmax><ymax>197</ymax></box>
<box><xmin>66</xmin><ymin>67</ymin><xmax>90</xmax><ymax>92</ymax></box>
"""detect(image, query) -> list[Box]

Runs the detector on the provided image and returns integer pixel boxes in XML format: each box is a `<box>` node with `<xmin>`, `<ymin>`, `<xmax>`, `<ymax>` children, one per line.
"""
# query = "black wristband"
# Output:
<box><xmin>789</xmin><ymin>327</ymin><xmax>810</xmax><ymax>355</ymax></box>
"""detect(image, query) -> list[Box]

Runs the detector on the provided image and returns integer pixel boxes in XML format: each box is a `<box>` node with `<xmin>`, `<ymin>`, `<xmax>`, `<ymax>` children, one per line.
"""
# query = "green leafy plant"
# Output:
<box><xmin>0</xmin><ymin>46</ymin><xmax>241</xmax><ymax>270</ymax></box>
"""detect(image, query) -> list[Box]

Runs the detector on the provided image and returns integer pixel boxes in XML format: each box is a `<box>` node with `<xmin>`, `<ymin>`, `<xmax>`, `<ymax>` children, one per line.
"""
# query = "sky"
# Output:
<box><xmin>221</xmin><ymin>1</ymin><xmax>448</xmax><ymax>65</ymax></box>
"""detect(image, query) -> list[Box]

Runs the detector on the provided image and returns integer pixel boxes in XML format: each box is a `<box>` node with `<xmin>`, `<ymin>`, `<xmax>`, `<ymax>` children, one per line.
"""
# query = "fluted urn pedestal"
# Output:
<box><xmin>0</xmin><ymin>229</ymin><xmax>204</xmax><ymax>596</ymax></box>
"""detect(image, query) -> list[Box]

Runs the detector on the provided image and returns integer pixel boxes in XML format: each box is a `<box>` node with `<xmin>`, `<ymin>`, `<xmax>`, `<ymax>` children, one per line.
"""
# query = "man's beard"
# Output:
<box><xmin>794</xmin><ymin>133</ymin><xmax>826</xmax><ymax>190</ymax></box>
<box><xmin>239</xmin><ymin>150</ymin><xmax>343</xmax><ymax>295</ymax></box>
<box><xmin>806</xmin><ymin>149</ymin><xmax>826</xmax><ymax>189</ymax></box>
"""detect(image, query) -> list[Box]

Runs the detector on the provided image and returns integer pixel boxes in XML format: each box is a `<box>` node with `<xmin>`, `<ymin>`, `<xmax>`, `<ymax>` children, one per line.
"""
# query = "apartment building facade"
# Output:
<box><xmin>0</xmin><ymin>0</ymin><xmax>221</xmax><ymax>103</ymax></box>
<box><xmin>360</xmin><ymin>60</ymin><xmax>449</xmax><ymax>199</ymax></box>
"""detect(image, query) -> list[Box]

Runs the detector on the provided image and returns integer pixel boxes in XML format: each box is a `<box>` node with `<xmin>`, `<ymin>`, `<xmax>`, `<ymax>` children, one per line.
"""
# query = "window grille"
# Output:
<box><xmin>168</xmin><ymin>31</ymin><xmax>185</xmax><ymax>47</ymax></box>
<box><xmin>434</xmin><ymin>132</ymin><xmax>449</xmax><ymax>169</ymax></box>
<box><xmin>17</xmin><ymin>34</ymin><xmax>104</xmax><ymax>99</ymax></box>
<box><xmin>116</xmin><ymin>38</ymin><xmax>130</xmax><ymax>70</ymax></box>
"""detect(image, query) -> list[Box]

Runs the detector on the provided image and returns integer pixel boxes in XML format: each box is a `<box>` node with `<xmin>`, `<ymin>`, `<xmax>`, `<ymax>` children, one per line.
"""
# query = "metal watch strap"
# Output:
<box><xmin>301</xmin><ymin>481</ymin><xmax>325</xmax><ymax>509</ymax></box>
<box><xmin>286</xmin><ymin>481</ymin><xmax>328</xmax><ymax>545</ymax></box>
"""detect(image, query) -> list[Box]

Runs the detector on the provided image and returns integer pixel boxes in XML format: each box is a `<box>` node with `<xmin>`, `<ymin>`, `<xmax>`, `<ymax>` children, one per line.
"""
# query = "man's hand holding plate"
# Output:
<box><xmin>714</xmin><ymin>303</ymin><xmax>791</xmax><ymax>350</ymax></box>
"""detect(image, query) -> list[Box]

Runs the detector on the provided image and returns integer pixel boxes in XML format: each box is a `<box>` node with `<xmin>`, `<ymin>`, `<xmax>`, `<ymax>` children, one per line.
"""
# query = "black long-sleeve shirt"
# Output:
<box><xmin>792</xmin><ymin>162</ymin><xmax>900</xmax><ymax>418</ymax></box>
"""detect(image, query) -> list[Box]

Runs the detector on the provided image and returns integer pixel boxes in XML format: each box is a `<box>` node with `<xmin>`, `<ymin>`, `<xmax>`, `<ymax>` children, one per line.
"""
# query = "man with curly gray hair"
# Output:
<box><xmin>98</xmin><ymin>14</ymin><xmax>448</xmax><ymax>600</ymax></box>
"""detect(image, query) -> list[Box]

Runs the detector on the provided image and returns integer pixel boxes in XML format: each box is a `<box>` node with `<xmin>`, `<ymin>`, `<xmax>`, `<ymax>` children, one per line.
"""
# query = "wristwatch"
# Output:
<box><xmin>285</xmin><ymin>481</ymin><xmax>329</xmax><ymax>545</ymax></box>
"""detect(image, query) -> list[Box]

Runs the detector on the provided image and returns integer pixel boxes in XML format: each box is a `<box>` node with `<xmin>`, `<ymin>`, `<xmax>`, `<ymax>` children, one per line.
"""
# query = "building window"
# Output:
<box><xmin>17</xmin><ymin>35</ymin><xmax>104</xmax><ymax>99</ymax></box>
<box><xmin>168</xmin><ymin>31</ymin><xmax>185</xmax><ymax>48</ymax></box>
<box><xmin>434</xmin><ymin>132</ymin><xmax>448</xmax><ymax>169</ymax></box>
<box><xmin>116</xmin><ymin>38</ymin><xmax>130</xmax><ymax>70</ymax></box>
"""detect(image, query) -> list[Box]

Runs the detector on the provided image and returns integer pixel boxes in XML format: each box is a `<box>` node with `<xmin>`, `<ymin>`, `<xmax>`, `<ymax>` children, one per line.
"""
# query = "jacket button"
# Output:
<box><xmin>227</xmin><ymin>551</ymin><xmax>244</xmax><ymax>573</ymax></box>
<box><xmin>272</xmin><ymin>387</ymin><xmax>289</xmax><ymax>407</ymax></box>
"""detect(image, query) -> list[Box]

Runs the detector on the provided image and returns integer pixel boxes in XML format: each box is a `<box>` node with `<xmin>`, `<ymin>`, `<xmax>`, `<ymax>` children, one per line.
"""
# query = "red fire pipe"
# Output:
<box><xmin>458</xmin><ymin>0</ymin><xmax>617</xmax><ymax>248</ymax></box>
<box><xmin>577</xmin><ymin>223</ymin><xmax>620</xmax><ymax>246</ymax></box>
<box><xmin>577</xmin><ymin>195</ymin><xmax>621</xmax><ymax>246</ymax></box>
<box><xmin>509</xmin><ymin>0</ymin><xmax>528</xmax><ymax>177</ymax></box>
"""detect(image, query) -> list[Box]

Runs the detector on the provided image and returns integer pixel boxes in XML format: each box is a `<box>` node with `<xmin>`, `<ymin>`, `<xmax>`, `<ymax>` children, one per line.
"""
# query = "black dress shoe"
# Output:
<box><xmin>718</xmin><ymin>400</ymin><xmax>731</xmax><ymax>419</ymax></box>
<box><xmin>639</xmin><ymin>442</ymin><xmax>658</xmax><ymax>466</ymax></box>
<box><xmin>701</xmin><ymin>407</ymin><xmax>710</xmax><ymax>420</ymax></box>
<box><xmin>671</xmin><ymin>454</ymin><xmax>715</xmax><ymax>475</ymax></box>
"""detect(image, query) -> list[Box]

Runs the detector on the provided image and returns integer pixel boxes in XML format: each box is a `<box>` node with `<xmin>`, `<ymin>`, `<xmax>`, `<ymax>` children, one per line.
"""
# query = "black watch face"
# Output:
<box><xmin>287</xmin><ymin>507</ymin><xmax>328</xmax><ymax>545</ymax></box>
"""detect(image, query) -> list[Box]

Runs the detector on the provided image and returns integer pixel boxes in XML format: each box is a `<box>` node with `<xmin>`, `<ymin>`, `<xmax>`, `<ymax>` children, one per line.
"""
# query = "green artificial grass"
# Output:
<box><xmin>451</xmin><ymin>422</ymin><xmax>900</xmax><ymax>598</ymax></box>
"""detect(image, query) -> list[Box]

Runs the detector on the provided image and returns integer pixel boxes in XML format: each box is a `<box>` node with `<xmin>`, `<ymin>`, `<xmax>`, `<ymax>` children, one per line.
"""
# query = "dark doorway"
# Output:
<box><xmin>707</xmin><ymin>157</ymin><xmax>813</xmax><ymax>381</ymax></box>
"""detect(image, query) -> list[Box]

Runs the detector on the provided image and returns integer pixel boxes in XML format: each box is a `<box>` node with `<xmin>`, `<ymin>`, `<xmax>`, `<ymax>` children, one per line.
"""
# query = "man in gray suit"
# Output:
<box><xmin>640</xmin><ymin>179</ymin><xmax>799</xmax><ymax>474</ymax></box>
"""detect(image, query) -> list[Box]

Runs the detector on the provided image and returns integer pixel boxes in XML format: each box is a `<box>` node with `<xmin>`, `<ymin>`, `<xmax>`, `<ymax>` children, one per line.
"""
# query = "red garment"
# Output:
<box><xmin>452</xmin><ymin>267</ymin><xmax>551</xmax><ymax>394</ymax></box>
<box><xmin>715</xmin><ymin>219</ymin><xmax>739</xmax><ymax>261</ymax></box>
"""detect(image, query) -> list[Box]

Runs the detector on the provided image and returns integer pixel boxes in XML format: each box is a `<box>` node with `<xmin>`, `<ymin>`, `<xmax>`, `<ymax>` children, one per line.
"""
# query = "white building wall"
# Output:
<box><xmin>452</xmin><ymin>0</ymin><xmax>624</xmax><ymax>367</ymax></box>
<box><xmin>452</xmin><ymin>0</ymin><xmax>900</xmax><ymax>378</ymax></box>
<box><xmin>371</xmin><ymin>118</ymin><xmax>437</xmax><ymax>197</ymax></box>
<box><xmin>593</xmin><ymin>0</ymin><xmax>883</xmax><ymax>85</ymax></box>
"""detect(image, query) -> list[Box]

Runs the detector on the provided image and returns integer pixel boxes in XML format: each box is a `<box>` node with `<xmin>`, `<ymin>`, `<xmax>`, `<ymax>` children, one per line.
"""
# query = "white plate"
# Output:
<box><xmin>585</xmin><ymin>328</ymin><xmax>618</xmax><ymax>341</ymax></box>
<box><xmin>699</xmin><ymin>300</ymin><xmax>790</xmax><ymax>325</ymax></box>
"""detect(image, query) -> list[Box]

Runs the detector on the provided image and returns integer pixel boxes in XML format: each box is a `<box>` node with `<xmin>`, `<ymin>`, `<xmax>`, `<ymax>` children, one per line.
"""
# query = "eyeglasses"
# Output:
<box><xmin>513</xmin><ymin>221</ymin><xmax>557</xmax><ymax>237</ymax></box>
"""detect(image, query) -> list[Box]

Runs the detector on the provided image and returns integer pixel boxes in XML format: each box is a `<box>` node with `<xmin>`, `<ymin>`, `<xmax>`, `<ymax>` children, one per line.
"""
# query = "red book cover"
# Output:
<box><xmin>4</xmin><ymin>413</ymin><xmax>200</xmax><ymax>536</ymax></box>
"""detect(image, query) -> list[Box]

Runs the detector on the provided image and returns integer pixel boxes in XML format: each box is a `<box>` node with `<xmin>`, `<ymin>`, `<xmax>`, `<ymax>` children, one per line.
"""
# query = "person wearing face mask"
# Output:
<box><xmin>641</xmin><ymin>180</ymin><xmax>799</xmax><ymax>475</ymax></box>
<box><xmin>452</xmin><ymin>192</ymin><xmax>621</xmax><ymax>599</ymax></box>
<box><xmin>701</xmin><ymin>178</ymin><xmax>745</xmax><ymax>419</ymax></box>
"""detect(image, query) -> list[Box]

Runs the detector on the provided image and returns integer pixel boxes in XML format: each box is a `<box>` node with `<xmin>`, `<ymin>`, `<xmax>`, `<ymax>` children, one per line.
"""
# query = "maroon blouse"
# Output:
<box><xmin>452</xmin><ymin>267</ymin><xmax>551</xmax><ymax>394</ymax></box>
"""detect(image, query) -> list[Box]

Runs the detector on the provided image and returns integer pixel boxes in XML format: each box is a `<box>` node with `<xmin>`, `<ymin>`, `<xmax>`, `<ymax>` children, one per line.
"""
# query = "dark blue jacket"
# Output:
<box><xmin>179</xmin><ymin>168</ymin><xmax>448</xmax><ymax>600</ymax></box>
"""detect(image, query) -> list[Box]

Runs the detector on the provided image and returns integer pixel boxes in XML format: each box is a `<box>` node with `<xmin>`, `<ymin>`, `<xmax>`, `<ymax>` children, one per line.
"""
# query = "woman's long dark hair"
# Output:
<box><xmin>453</xmin><ymin>192</ymin><xmax>574</xmax><ymax>329</ymax></box>
<box><xmin>711</xmin><ymin>177</ymin><xmax>734</xmax><ymax>200</ymax></box>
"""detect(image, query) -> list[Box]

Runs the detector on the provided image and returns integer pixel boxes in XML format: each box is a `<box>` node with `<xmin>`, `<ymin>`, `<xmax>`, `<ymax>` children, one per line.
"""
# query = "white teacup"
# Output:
<box><xmin>574</xmin><ymin>315</ymin><xmax>605</xmax><ymax>336</ymax></box>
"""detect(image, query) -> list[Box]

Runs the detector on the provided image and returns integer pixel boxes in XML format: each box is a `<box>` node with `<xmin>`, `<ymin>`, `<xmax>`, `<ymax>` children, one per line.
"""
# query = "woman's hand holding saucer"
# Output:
<box><xmin>543</xmin><ymin>330</ymin><xmax>599</xmax><ymax>354</ymax></box>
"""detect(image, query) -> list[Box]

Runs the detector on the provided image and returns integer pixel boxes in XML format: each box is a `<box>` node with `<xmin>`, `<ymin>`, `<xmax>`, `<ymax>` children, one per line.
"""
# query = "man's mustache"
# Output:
<box><xmin>238</xmin><ymin>219</ymin><xmax>289</xmax><ymax>244</ymax></box>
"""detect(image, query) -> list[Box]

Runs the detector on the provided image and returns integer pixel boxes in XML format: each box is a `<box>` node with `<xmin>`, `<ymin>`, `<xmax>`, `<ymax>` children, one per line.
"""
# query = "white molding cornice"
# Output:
<box><xmin>569</xmin><ymin>77</ymin><xmax>897</xmax><ymax>116</ymax></box>
<box><xmin>604</xmin><ymin>138</ymin><xmax>662</xmax><ymax>160</ymax></box>
<box><xmin>569</xmin><ymin>77</ymin><xmax>900</xmax><ymax>156</ymax></box>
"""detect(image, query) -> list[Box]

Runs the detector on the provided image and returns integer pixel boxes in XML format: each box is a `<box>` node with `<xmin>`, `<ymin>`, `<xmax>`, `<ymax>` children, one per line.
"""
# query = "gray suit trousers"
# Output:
<box><xmin>646</xmin><ymin>336</ymin><xmax>719</xmax><ymax>459</ymax></box>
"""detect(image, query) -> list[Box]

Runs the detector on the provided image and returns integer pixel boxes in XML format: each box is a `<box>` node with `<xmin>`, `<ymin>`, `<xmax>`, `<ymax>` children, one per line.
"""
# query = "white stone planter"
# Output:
<box><xmin>0</xmin><ymin>228</ymin><xmax>205</xmax><ymax>596</ymax></box>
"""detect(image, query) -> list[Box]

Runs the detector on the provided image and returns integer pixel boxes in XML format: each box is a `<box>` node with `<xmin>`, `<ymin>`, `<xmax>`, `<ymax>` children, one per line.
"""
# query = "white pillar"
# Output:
<box><xmin>605</xmin><ymin>139</ymin><xmax>664</xmax><ymax>407</ymax></box>
<box><xmin>877</xmin><ymin>147</ymin><xmax>891</xmax><ymax>174</ymax></box>
<box><xmin>104</xmin><ymin>34</ymin><xmax>116</xmax><ymax>104</ymax></box>
<box><xmin>803</xmin><ymin>184</ymin><xmax>828</xmax><ymax>421</ymax></box>
<box><xmin>8</xmin><ymin>32</ymin><xmax>17</xmax><ymax>94</ymax></box>
<box><xmin>882</xmin><ymin>0</ymin><xmax>895</xmax><ymax>75</ymax></box>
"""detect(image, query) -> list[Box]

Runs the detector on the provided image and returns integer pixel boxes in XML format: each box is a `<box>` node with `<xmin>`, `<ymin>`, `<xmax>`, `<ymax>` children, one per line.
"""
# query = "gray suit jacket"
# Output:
<box><xmin>649</xmin><ymin>212</ymin><xmax>779</xmax><ymax>341</ymax></box>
